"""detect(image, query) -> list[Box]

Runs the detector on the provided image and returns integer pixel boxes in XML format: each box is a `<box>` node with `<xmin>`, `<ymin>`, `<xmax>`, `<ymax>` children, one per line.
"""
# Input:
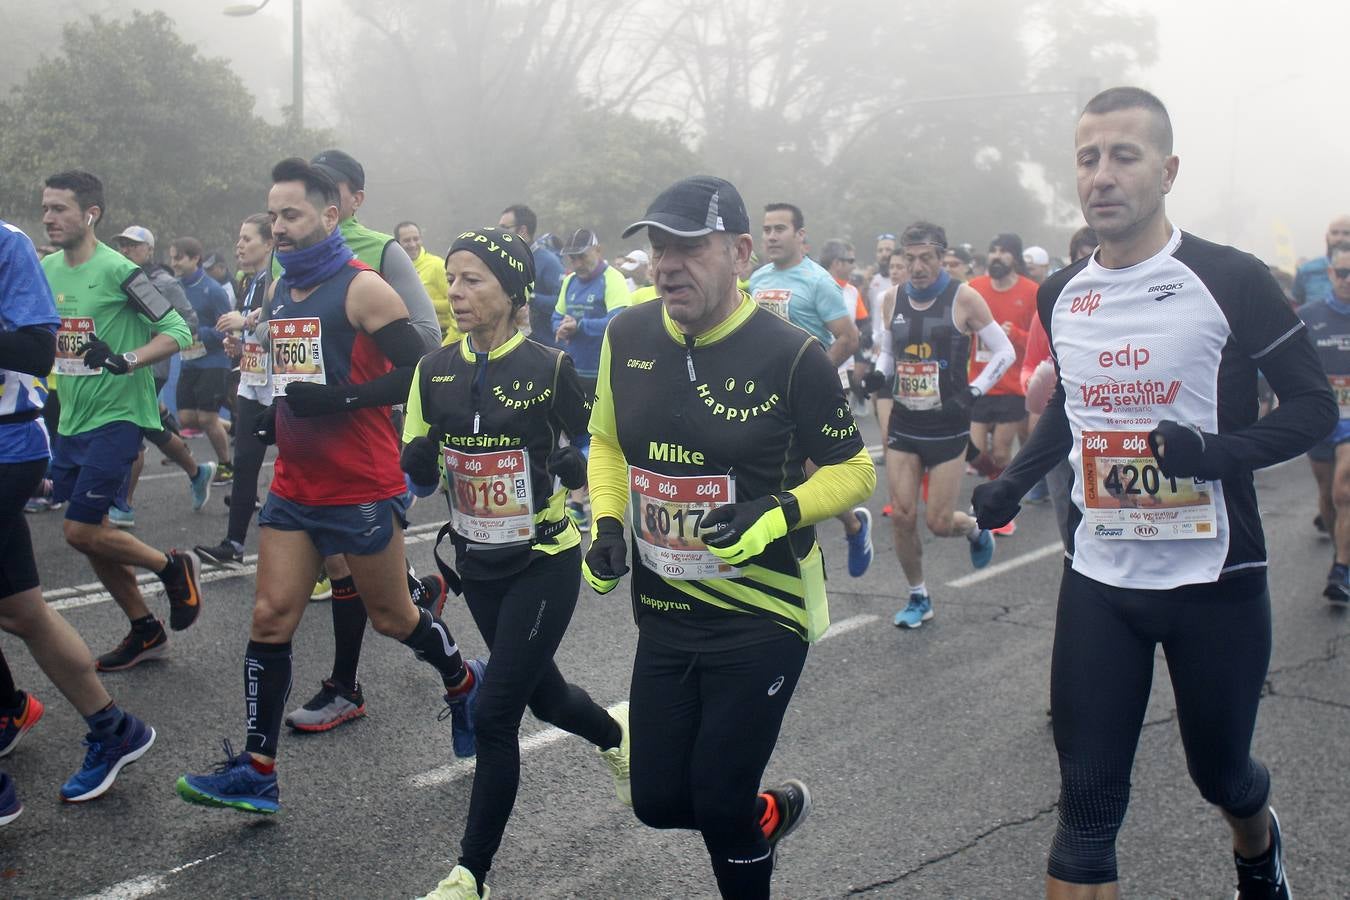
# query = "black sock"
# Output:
<box><xmin>84</xmin><ymin>701</ymin><xmax>126</xmax><ymax>743</ymax></box>
<box><xmin>400</xmin><ymin>607</ymin><xmax>466</xmax><ymax>688</ymax></box>
<box><xmin>329</xmin><ymin>576</ymin><xmax>367</xmax><ymax>690</ymax></box>
<box><xmin>131</xmin><ymin>614</ymin><xmax>160</xmax><ymax>634</ymax></box>
<box><xmin>243</xmin><ymin>639</ymin><xmax>292</xmax><ymax>759</ymax></box>
<box><xmin>0</xmin><ymin>650</ymin><xmax>18</xmax><ymax>710</ymax></box>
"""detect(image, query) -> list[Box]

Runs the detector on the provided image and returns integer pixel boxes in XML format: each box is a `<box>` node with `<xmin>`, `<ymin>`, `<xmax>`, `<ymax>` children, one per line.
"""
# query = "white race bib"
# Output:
<box><xmin>893</xmin><ymin>360</ymin><xmax>942</xmax><ymax>411</ymax></box>
<box><xmin>753</xmin><ymin>289</ymin><xmax>792</xmax><ymax>321</ymax></box>
<box><xmin>630</xmin><ymin>465</ymin><xmax>736</xmax><ymax>580</ymax></box>
<box><xmin>240</xmin><ymin>339</ymin><xmax>270</xmax><ymax>387</ymax></box>
<box><xmin>55</xmin><ymin>317</ymin><xmax>101</xmax><ymax>376</ymax></box>
<box><xmin>444</xmin><ymin>447</ymin><xmax>535</xmax><ymax>546</ymax></box>
<box><xmin>1080</xmin><ymin>430</ymin><xmax>1216</xmax><ymax>540</ymax></box>
<box><xmin>270</xmin><ymin>317</ymin><xmax>325</xmax><ymax>396</ymax></box>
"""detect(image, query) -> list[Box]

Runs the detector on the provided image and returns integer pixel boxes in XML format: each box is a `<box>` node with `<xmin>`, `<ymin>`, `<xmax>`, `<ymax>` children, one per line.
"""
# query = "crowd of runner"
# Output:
<box><xmin>1</xmin><ymin>86</ymin><xmax>1335</xmax><ymax>899</ymax></box>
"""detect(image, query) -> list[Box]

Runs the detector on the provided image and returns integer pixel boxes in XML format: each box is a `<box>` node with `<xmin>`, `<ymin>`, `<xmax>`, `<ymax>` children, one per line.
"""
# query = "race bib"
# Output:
<box><xmin>894</xmin><ymin>360</ymin><xmax>942</xmax><ymax>411</ymax></box>
<box><xmin>181</xmin><ymin>340</ymin><xmax>207</xmax><ymax>361</ymax></box>
<box><xmin>1331</xmin><ymin>374</ymin><xmax>1350</xmax><ymax>419</ymax></box>
<box><xmin>444</xmin><ymin>447</ymin><xmax>534</xmax><ymax>546</ymax></box>
<box><xmin>630</xmin><ymin>465</ymin><xmax>736</xmax><ymax>580</ymax></box>
<box><xmin>1080</xmin><ymin>430</ymin><xmax>1216</xmax><ymax>540</ymax></box>
<box><xmin>270</xmin><ymin>317</ymin><xmax>325</xmax><ymax>396</ymax></box>
<box><xmin>753</xmin><ymin>289</ymin><xmax>792</xmax><ymax>321</ymax></box>
<box><xmin>240</xmin><ymin>340</ymin><xmax>270</xmax><ymax>387</ymax></box>
<box><xmin>55</xmin><ymin>317</ymin><xmax>101</xmax><ymax>376</ymax></box>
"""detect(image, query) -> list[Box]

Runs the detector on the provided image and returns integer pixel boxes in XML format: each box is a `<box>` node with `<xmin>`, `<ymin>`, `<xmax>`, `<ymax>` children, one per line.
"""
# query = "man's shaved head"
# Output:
<box><xmin>1079</xmin><ymin>86</ymin><xmax>1173</xmax><ymax>155</ymax></box>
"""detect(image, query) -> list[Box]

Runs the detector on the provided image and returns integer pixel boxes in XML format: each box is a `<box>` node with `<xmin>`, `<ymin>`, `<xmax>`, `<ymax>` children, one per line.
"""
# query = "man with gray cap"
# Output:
<box><xmin>583</xmin><ymin>175</ymin><xmax>876</xmax><ymax>899</ymax></box>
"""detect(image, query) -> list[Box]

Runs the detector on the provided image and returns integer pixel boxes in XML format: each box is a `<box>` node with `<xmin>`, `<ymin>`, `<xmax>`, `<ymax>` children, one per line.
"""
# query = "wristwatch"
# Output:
<box><xmin>122</xmin><ymin>351</ymin><xmax>139</xmax><ymax>371</ymax></box>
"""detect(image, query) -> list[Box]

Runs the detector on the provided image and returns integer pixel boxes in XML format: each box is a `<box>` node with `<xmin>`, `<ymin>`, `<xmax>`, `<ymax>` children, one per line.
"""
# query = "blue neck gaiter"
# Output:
<box><xmin>906</xmin><ymin>269</ymin><xmax>952</xmax><ymax>303</ymax></box>
<box><xmin>276</xmin><ymin>229</ymin><xmax>354</xmax><ymax>290</ymax></box>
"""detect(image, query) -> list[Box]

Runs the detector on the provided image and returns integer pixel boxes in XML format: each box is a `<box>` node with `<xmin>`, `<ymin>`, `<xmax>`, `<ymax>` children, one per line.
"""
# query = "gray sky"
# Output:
<box><xmin>10</xmin><ymin>0</ymin><xmax>1340</xmax><ymax>265</ymax></box>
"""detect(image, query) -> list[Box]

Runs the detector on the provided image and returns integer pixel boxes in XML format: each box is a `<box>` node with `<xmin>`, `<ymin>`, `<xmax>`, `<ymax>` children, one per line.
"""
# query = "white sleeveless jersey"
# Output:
<box><xmin>1045</xmin><ymin>227</ymin><xmax>1304</xmax><ymax>589</ymax></box>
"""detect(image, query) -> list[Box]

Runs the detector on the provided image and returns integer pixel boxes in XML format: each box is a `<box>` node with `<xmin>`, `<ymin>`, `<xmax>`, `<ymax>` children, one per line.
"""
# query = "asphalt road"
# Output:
<box><xmin>2</xmin><ymin>419</ymin><xmax>1347</xmax><ymax>900</ymax></box>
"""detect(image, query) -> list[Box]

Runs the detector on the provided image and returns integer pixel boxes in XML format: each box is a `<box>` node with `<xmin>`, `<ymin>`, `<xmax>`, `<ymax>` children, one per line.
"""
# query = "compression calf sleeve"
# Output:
<box><xmin>243</xmin><ymin>640</ymin><xmax>293</xmax><ymax>759</ymax></box>
<box><xmin>401</xmin><ymin>607</ymin><xmax>467</xmax><ymax>688</ymax></box>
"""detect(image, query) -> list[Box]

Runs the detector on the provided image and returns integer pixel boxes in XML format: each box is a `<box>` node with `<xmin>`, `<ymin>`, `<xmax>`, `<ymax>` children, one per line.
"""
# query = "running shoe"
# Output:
<box><xmin>160</xmin><ymin>549</ymin><xmax>203</xmax><ymax>631</ymax></box>
<box><xmin>96</xmin><ymin>622</ymin><xmax>168</xmax><ymax>672</ymax></box>
<box><xmin>413</xmin><ymin>573</ymin><xmax>448</xmax><ymax>619</ymax></box>
<box><xmin>0</xmin><ymin>773</ymin><xmax>20</xmax><ymax>827</ymax></box>
<box><xmin>969</xmin><ymin>528</ymin><xmax>995</xmax><ymax>569</ymax></box>
<box><xmin>0</xmin><ymin>691</ymin><xmax>45</xmax><ymax>757</ymax></box>
<box><xmin>596</xmin><ymin>701</ymin><xmax>631</xmax><ymax>807</ymax></box>
<box><xmin>567</xmin><ymin>501</ymin><xmax>591</xmax><ymax>533</ymax></box>
<box><xmin>1323</xmin><ymin>563</ymin><xmax>1350</xmax><ymax>605</ymax></box>
<box><xmin>1314</xmin><ymin>513</ymin><xmax>1329</xmax><ymax>535</ymax></box>
<box><xmin>992</xmin><ymin>518</ymin><xmax>1017</xmax><ymax>537</ymax></box>
<box><xmin>882</xmin><ymin>504</ymin><xmax>893</xmax><ymax>517</ymax></box>
<box><xmin>1023</xmin><ymin>479</ymin><xmax>1050</xmax><ymax>505</ymax></box>
<box><xmin>1234</xmin><ymin>808</ymin><xmax>1290</xmax><ymax>900</ymax></box>
<box><xmin>284</xmin><ymin>679</ymin><xmax>367</xmax><ymax>732</ymax></box>
<box><xmin>761</xmin><ymin>779</ymin><xmax>812</xmax><ymax>849</ymax></box>
<box><xmin>195</xmin><ymin>539</ymin><xmax>243</xmax><ymax>567</ymax></box>
<box><xmin>893</xmin><ymin>591</ymin><xmax>933</xmax><ymax>629</ymax></box>
<box><xmin>311</xmin><ymin>575</ymin><xmax>333</xmax><ymax>601</ymax></box>
<box><xmin>179</xmin><ymin>427</ymin><xmax>203</xmax><ymax>439</ymax></box>
<box><xmin>439</xmin><ymin>658</ymin><xmax>486</xmax><ymax>758</ymax></box>
<box><xmin>419</xmin><ymin>865</ymin><xmax>489</xmax><ymax>900</ymax></box>
<box><xmin>212</xmin><ymin>462</ymin><xmax>234</xmax><ymax>485</ymax></box>
<box><xmin>845</xmin><ymin>507</ymin><xmax>874</xmax><ymax>577</ymax></box>
<box><xmin>189</xmin><ymin>460</ymin><xmax>216</xmax><ymax>511</ymax></box>
<box><xmin>60</xmin><ymin>713</ymin><xmax>155</xmax><ymax>802</ymax></box>
<box><xmin>108</xmin><ymin>504</ymin><xmax>135</xmax><ymax>528</ymax></box>
<box><xmin>176</xmin><ymin>740</ymin><xmax>279</xmax><ymax>814</ymax></box>
<box><xmin>23</xmin><ymin>495</ymin><xmax>51</xmax><ymax>514</ymax></box>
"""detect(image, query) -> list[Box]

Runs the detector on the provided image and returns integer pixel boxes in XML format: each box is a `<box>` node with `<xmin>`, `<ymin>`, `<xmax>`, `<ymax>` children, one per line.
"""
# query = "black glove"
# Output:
<box><xmin>700</xmin><ymin>494</ymin><xmax>792</xmax><ymax>565</ymax></box>
<box><xmin>949</xmin><ymin>386</ymin><xmax>978</xmax><ymax>413</ymax></box>
<box><xmin>583</xmin><ymin>517</ymin><xmax>629</xmax><ymax>594</ymax></box>
<box><xmin>1148</xmin><ymin>420</ymin><xmax>1223</xmax><ymax>480</ymax></box>
<box><xmin>80</xmin><ymin>336</ymin><xmax>131</xmax><ymax>375</ymax></box>
<box><xmin>285</xmin><ymin>380</ymin><xmax>358</xmax><ymax>417</ymax></box>
<box><xmin>254</xmin><ymin>403</ymin><xmax>278</xmax><ymax>445</ymax></box>
<box><xmin>547</xmin><ymin>445</ymin><xmax>587</xmax><ymax>490</ymax></box>
<box><xmin>400</xmin><ymin>435</ymin><xmax>442</xmax><ymax>488</ymax></box>
<box><xmin>861</xmin><ymin>370</ymin><xmax>887</xmax><ymax>396</ymax></box>
<box><xmin>972</xmin><ymin>478</ymin><xmax>1022</xmax><ymax>530</ymax></box>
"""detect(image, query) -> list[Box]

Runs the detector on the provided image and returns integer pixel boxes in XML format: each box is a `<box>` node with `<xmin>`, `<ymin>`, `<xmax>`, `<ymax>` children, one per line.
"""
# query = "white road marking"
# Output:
<box><xmin>408</xmin><ymin>613</ymin><xmax>881</xmax><ymax>789</ymax></box>
<box><xmin>946</xmin><ymin>541</ymin><xmax>1064</xmax><ymax>588</ymax></box>
<box><xmin>46</xmin><ymin>522</ymin><xmax>444</xmax><ymax>612</ymax></box>
<box><xmin>75</xmin><ymin>853</ymin><xmax>221</xmax><ymax>900</ymax></box>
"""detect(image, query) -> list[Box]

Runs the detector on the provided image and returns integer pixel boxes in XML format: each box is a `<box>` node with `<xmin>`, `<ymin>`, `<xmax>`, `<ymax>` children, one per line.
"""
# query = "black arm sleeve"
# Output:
<box><xmin>999</xmin><ymin>378</ymin><xmax>1074</xmax><ymax>495</ymax></box>
<box><xmin>1205</xmin><ymin>334</ymin><xmax>1337</xmax><ymax>478</ymax></box>
<box><xmin>0</xmin><ymin>325</ymin><xmax>56</xmax><ymax>377</ymax></box>
<box><xmin>347</xmin><ymin>318</ymin><xmax>424</xmax><ymax>408</ymax></box>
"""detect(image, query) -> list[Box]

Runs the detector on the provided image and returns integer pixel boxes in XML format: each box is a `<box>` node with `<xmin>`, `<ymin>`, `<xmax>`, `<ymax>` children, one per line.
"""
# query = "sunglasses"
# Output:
<box><xmin>1334</xmin><ymin>267</ymin><xmax>1350</xmax><ymax>280</ymax></box>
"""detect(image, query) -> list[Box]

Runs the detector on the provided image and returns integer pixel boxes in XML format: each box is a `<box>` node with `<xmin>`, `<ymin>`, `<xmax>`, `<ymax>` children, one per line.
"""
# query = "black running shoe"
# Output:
<box><xmin>96</xmin><ymin>623</ymin><xmax>168</xmax><ymax>672</ymax></box>
<box><xmin>160</xmin><ymin>550</ymin><xmax>203</xmax><ymax>631</ymax></box>
<box><xmin>1324</xmin><ymin>564</ymin><xmax>1350</xmax><ymax>605</ymax></box>
<box><xmin>413</xmin><ymin>574</ymin><xmax>448</xmax><ymax>619</ymax></box>
<box><xmin>762</xmin><ymin>779</ymin><xmax>812</xmax><ymax>849</ymax></box>
<box><xmin>195</xmin><ymin>540</ymin><xmax>243</xmax><ymax>567</ymax></box>
<box><xmin>1234</xmin><ymin>808</ymin><xmax>1291</xmax><ymax>899</ymax></box>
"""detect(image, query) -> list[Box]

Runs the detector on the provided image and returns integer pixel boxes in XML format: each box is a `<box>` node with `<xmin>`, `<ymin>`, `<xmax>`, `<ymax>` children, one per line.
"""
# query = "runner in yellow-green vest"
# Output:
<box><xmin>583</xmin><ymin>176</ymin><xmax>875</xmax><ymax>899</ymax></box>
<box><xmin>394</xmin><ymin>219</ymin><xmax>462</xmax><ymax>345</ymax></box>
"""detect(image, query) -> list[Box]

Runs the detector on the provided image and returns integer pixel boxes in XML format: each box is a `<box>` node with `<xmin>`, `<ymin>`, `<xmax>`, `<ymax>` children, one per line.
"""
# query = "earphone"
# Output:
<box><xmin>85</xmin><ymin>214</ymin><xmax>94</xmax><ymax>227</ymax></box>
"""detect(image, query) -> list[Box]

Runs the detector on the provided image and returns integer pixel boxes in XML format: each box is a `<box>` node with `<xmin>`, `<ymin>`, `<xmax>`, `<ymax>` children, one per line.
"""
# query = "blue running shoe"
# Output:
<box><xmin>969</xmin><ymin>528</ymin><xmax>995</xmax><ymax>569</ymax></box>
<box><xmin>439</xmin><ymin>658</ymin><xmax>486</xmax><ymax>758</ymax></box>
<box><xmin>190</xmin><ymin>461</ymin><xmax>216</xmax><ymax>512</ymax></box>
<box><xmin>893</xmin><ymin>591</ymin><xmax>933</xmax><ymax>629</ymax></box>
<box><xmin>60</xmin><ymin>713</ymin><xmax>156</xmax><ymax>802</ymax></box>
<box><xmin>846</xmin><ymin>507</ymin><xmax>874</xmax><ymax>577</ymax></box>
<box><xmin>0</xmin><ymin>772</ymin><xmax>21</xmax><ymax>826</ymax></box>
<box><xmin>176</xmin><ymin>740</ymin><xmax>279</xmax><ymax>814</ymax></box>
<box><xmin>108</xmin><ymin>504</ymin><xmax>135</xmax><ymax>528</ymax></box>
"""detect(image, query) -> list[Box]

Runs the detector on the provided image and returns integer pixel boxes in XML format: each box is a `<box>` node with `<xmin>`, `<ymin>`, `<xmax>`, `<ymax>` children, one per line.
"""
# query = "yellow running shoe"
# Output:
<box><xmin>310</xmin><ymin>575</ymin><xmax>332</xmax><ymax>602</ymax></box>
<box><xmin>597</xmin><ymin>701</ymin><xmax>630</xmax><ymax>807</ymax></box>
<box><xmin>419</xmin><ymin>865</ymin><xmax>488</xmax><ymax>899</ymax></box>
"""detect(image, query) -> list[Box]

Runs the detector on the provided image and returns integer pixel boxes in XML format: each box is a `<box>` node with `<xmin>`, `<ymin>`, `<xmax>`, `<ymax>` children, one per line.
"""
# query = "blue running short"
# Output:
<box><xmin>1307</xmin><ymin>418</ymin><xmax>1350</xmax><ymax>463</ymax></box>
<box><xmin>258</xmin><ymin>492</ymin><xmax>409</xmax><ymax>557</ymax></box>
<box><xmin>49</xmin><ymin>421</ymin><xmax>143</xmax><ymax>525</ymax></box>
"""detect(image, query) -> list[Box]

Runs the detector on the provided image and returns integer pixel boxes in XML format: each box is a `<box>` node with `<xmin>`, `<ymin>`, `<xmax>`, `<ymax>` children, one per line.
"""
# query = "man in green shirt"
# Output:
<box><xmin>40</xmin><ymin>170</ymin><xmax>204</xmax><ymax>672</ymax></box>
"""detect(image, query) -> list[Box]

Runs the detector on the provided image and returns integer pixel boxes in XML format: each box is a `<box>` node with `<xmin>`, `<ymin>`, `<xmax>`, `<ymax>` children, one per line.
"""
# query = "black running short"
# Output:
<box><xmin>886</xmin><ymin>430</ymin><xmax>968</xmax><ymax>469</ymax></box>
<box><xmin>970</xmin><ymin>392</ymin><xmax>1027</xmax><ymax>425</ymax></box>
<box><xmin>0</xmin><ymin>459</ymin><xmax>47</xmax><ymax>599</ymax></box>
<box><xmin>177</xmin><ymin>367</ymin><xmax>229</xmax><ymax>413</ymax></box>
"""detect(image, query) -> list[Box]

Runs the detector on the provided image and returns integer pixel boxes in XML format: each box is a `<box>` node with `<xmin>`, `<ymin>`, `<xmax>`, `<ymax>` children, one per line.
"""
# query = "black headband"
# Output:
<box><xmin>447</xmin><ymin>227</ymin><xmax>535</xmax><ymax>308</ymax></box>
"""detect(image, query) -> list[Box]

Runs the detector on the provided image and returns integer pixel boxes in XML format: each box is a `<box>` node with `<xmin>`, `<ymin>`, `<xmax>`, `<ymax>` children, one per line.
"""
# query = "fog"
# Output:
<box><xmin>2</xmin><ymin>0</ymin><xmax>1342</xmax><ymax>265</ymax></box>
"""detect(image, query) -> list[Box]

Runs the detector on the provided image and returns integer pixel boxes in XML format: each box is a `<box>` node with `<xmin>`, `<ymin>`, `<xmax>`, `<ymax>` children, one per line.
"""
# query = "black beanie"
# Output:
<box><xmin>446</xmin><ymin>227</ymin><xmax>535</xmax><ymax>308</ymax></box>
<box><xmin>989</xmin><ymin>232</ymin><xmax>1028</xmax><ymax>276</ymax></box>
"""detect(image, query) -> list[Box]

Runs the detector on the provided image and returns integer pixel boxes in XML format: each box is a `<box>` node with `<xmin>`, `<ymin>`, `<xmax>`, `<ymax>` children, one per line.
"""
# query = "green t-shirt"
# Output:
<box><xmin>43</xmin><ymin>242</ymin><xmax>191</xmax><ymax>436</ymax></box>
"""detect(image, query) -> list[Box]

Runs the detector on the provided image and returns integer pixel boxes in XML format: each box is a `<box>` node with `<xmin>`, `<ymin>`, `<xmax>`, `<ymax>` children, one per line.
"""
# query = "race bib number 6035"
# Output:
<box><xmin>1080</xmin><ymin>430</ymin><xmax>1216</xmax><ymax>540</ymax></box>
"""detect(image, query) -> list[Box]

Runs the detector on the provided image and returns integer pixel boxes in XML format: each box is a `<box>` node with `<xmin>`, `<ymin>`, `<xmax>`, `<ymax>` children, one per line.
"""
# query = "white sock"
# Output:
<box><xmin>965</xmin><ymin>520</ymin><xmax>983</xmax><ymax>541</ymax></box>
<box><xmin>908</xmin><ymin>582</ymin><xmax>927</xmax><ymax>597</ymax></box>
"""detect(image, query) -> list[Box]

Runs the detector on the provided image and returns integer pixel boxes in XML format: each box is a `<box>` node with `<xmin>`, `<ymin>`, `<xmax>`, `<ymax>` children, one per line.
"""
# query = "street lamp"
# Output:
<box><xmin>224</xmin><ymin>0</ymin><xmax>303</xmax><ymax>129</ymax></box>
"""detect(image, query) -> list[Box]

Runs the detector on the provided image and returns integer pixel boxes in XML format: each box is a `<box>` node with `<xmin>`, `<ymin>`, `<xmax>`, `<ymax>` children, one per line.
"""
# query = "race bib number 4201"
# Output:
<box><xmin>444</xmin><ymin>447</ymin><xmax>534</xmax><ymax>546</ymax></box>
<box><xmin>56</xmin><ymin>317</ymin><xmax>101</xmax><ymax>376</ymax></box>
<box><xmin>894</xmin><ymin>361</ymin><xmax>941</xmax><ymax>411</ymax></box>
<box><xmin>270</xmin><ymin>317</ymin><xmax>325</xmax><ymax>396</ymax></box>
<box><xmin>1080</xmin><ymin>430</ymin><xmax>1216</xmax><ymax>540</ymax></box>
<box><xmin>630</xmin><ymin>465</ymin><xmax>736</xmax><ymax>580</ymax></box>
